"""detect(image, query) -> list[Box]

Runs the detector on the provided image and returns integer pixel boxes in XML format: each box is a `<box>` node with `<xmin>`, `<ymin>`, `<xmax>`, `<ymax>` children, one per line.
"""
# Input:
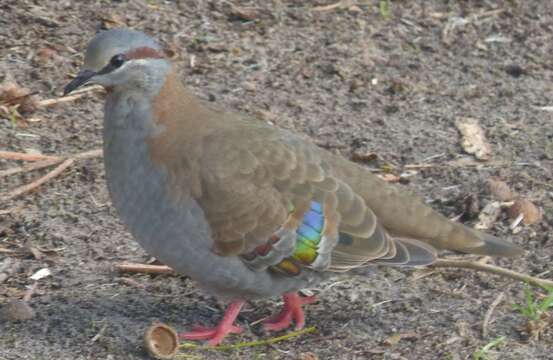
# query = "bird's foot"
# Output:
<box><xmin>263</xmin><ymin>292</ymin><xmax>317</xmax><ymax>332</ymax></box>
<box><xmin>178</xmin><ymin>300</ymin><xmax>245</xmax><ymax>346</ymax></box>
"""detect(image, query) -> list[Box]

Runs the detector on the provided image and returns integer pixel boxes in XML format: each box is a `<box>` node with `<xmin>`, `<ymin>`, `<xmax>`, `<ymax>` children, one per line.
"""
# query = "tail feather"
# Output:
<box><xmin>373</xmin><ymin>238</ymin><xmax>437</xmax><ymax>267</ymax></box>
<box><xmin>431</xmin><ymin>221</ymin><xmax>524</xmax><ymax>257</ymax></box>
<box><xmin>454</xmin><ymin>228</ymin><xmax>524</xmax><ymax>257</ymax></box>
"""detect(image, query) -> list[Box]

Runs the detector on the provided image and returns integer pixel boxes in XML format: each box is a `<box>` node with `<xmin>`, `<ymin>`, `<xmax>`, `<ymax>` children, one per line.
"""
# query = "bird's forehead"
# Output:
<box><xmin>82</xmin><ymin>28</ymin><xmax>161</xmax><ymax>71</ymax></box>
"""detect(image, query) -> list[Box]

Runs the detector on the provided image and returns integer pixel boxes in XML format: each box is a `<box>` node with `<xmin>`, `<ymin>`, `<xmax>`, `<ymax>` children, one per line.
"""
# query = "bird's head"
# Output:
<box><xmin>64</xmin><ymin>28</ymin><xmax>170</xmax><ymax>96</ymax></box>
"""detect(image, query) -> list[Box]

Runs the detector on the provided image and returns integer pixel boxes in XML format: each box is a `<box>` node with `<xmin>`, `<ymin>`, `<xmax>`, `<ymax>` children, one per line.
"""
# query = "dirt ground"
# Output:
<box><xmin>1</xmin><ymin>0</ymin><xmax>552</xmax><ymax>359</ymax></box>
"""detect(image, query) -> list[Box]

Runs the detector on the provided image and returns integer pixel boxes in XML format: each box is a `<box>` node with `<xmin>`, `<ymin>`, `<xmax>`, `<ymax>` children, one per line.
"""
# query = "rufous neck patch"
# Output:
<box><xmin>124</xmin><ymin>47</ymin><xmax>164</xmax><ymax>60</ymax></box>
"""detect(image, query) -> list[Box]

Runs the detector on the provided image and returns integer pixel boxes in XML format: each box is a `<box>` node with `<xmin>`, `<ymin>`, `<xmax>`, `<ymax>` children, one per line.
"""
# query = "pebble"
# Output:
<box><xmin>0</xmin><ymin>300</ymin><xmax>35</xmax><ymax>322</ymax></box>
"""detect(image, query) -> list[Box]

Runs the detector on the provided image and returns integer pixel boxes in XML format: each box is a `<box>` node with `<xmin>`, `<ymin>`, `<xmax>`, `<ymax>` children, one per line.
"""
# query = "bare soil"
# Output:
<box><xmin>1</xmin><ymin>1</ymin><xmax>552</xmax><ymax>359</ymax></box>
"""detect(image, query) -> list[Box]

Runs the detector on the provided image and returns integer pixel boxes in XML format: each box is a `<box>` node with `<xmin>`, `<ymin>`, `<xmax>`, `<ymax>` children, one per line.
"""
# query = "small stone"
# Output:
<box><xmin>350</xmin><ymin>78</ymin><xmax>363</xmax><ymax>92</ymax></box>
<box><xmin>242</xmin><ymin>82</ymin><xmax>256</xmax><ymax>92</ymax></box>
<box><xmin>0</xmin><ymin>300</ymin><xmax>35</xmax><ymax>321</ymax></box>
<box><xmin>230</xmin><ymin>7</ymin><xmax>257</xmax><ymax>21</ymax></box>
<box><xmin>348</xmin><ymin>5</ymin><xmax>362</xmax><ymax>14</ymax></box>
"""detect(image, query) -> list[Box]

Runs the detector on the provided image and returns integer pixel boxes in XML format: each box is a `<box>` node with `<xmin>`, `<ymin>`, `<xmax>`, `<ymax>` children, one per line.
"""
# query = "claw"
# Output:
<box><xmin>263</xmin><ymin>293</ymin><xmax>317</xmax><ymax>332</ymax></box>
<box><xmin>178</xmin><ymin>300</ymin><xmax>245</xmax><ymax>345</ymax></box>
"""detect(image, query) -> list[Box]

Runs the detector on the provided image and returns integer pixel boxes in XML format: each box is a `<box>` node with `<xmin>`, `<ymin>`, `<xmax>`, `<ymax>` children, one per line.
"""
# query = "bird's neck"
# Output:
<box><xmin>150</xmin><ymin>67</ymin><xmax>212</xmax><ymax>132</ymax></box>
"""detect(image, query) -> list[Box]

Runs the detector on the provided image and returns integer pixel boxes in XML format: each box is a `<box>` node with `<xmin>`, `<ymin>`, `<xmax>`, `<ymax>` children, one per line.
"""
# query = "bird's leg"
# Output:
<box><xmin>178</xmin><ymin>299</ymin><xmax>245</xmax><ymax>345</ymax></box>
<box><xmin>263</xmin><ymin>292</ymin><xmax>317</xmax><ymax>332</ymax></box>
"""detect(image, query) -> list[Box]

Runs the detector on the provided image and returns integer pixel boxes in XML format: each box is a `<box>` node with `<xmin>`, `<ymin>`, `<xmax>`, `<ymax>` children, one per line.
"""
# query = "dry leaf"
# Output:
<box><xmin>384</xmin><ymin>331</ymin><xmax>418</xmax><ymax>346</ymax></box>
<box><xmin>507</xmin><ymin>198</ymin><xmax>542</xmax><ymax>225</ymax></box>
<box><xmin>455</xmin><ymin>117</ymin><xmax>491</xmax><ymax>160</ymax></box>
<box><xmin>488</xmin><ymin>178</ymin><xmax>515</xmax><ymax>201</ymax></box>
<box><xmin>0</xmin><ymin>81</ymin><xmax>39</xmax><ymax>113</ymax></box>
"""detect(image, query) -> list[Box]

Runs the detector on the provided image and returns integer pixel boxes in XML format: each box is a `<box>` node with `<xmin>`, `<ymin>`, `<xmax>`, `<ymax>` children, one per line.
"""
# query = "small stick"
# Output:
<box><xmin>1</xmin><ymin>159</ymin><xmax>74</xmax><ymax>201</ymax></box>
<box><xmin>431</xmin><ymin>259</ymin><xmax>553</xmax><ymax>290</ymax></box>
<box><xmin>114</xmin><ymin>262</ymin><xmax>174</xmax><ymax>275</ymax></box>
<box><xmin>312</xmin><ymin>2</ymin><xmax>343</xmax><ymax>11</ymax></box>
<box><xmin>37</xmin><ymin>85</ymin><xmax>104</xmax><ymax>107</ymax></box>
<box><xmin>0</xmin><ymin>148</ymin><xmax>103</xmax><ymax>202</ymax></box>
<box><xmin>482</xmin><ymin>292</ymin><xmax>504</xmax><ymax>338</ymax></box>
<box><xmin>71</xmin><ymin>148</ymin><xmax>103</xmax><ymax>160</ymax></box>
<box><xmin>37</xmin><ymin>94</ymin><xmax>88</xmax><ymax>107</ymax></box>
<box><xmin>0</xmin><ymin>157</ymin><xmax>63</xmax><ymax>178</ymax></box>
<box><xmin>0</xmin><ymin>151</ymin><xmax>60</xmax><ymax>162</ymax></box>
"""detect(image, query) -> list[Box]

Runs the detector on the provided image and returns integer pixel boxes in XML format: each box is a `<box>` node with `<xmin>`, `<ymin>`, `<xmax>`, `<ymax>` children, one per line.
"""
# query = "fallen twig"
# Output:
<box><xmin>1</xmin><ymin>159</ymin><xmax>74</xmax><ymax>201</ymax></box>
<box><xmin>114</xmin><ymin>262</ymin><xmax>174</xmax><ymax>275</ymax></box>
<box><xmin>431</xmin><ymin>259</ymin><xmax>553</xmax><ymax>290</ymax></box>
<box><xmin>0</xmin><ymin>247</ymin><xmax>18</xmax><ymax>254</ymax></box>
<box><xmin>0</xmin><ymin>149</ymin><xmax>103</xmax><ymax>201</ymax></box>
<box><xmin>482</xmin><ymin>292</ymin><xmax>504</xmax><ymax>338</ymax></box>
<box><xmin>0</xmin><ymin>151</ymin><xmax>60</xmax><ymax>162</ymax></box>
<box><xmin>312</xmin><ymin>2</ymin><xmax>344</xmax><ymax>11</ymax></box>
<box><xmin>0</xmin><ymin>157</ymin><xmax>63</xmax><ymax>178</ymax></box>
<box><xmin>37</xmin><ymin>85</ymin><xmax>104</xmax><ymax>107</ymax></box>
<box><xmin>71</xmin><ymin>148</ymin><xmax>103</xmax><ymax>160</ymax></box>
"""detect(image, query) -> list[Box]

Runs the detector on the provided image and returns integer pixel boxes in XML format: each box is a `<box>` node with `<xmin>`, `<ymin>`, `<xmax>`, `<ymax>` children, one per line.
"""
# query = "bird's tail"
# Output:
<box><xmin>434</xmin><ymin>222</ymin><xmax>524</xmax><ymax>257</ymax></box>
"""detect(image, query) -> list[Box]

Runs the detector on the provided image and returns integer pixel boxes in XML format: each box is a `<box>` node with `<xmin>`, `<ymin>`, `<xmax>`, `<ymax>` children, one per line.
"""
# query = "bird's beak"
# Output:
<box><xmin>63</xmin><ymin>69</ymin><xmax>97</xmax><ymax>96</ymax></box>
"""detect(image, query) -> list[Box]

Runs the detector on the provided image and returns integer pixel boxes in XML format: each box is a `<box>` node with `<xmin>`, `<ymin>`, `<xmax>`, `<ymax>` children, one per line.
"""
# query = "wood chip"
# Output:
<box><xmin>455</xmin><ymin>117</ymin><xmax>492</xmax><ymax>160</ymax></box>
<box><xmin>475</xmin><ymin>201</ymin><xmax>502</xmax><ymax>230</ymax></box>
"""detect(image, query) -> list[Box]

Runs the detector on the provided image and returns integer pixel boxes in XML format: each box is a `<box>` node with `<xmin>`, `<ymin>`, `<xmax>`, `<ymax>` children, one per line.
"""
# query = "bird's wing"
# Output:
<box><xmin>148</xmin><ymin>90</ymin><xmax>521</xmax><ymax>277</ymax></box>
<box><xmin>188</xmin><ymin>118</ymin><xmax>437</xmax><ymax>273</ymax></box>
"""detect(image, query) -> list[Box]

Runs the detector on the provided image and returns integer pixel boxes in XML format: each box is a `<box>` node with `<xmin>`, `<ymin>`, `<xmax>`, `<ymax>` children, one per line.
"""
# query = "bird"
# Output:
<box><xmin>63</xmin><ymin>28</ymin><xmax>523</xmax><ymax>345</ymax></box>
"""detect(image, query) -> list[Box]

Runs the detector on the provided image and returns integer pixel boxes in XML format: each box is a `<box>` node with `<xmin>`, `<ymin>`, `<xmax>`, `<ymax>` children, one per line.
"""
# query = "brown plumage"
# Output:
<box><xmin>147</xmin><ymin>68</ymin><xmax>523</xmax><ymax>271</ymax></box>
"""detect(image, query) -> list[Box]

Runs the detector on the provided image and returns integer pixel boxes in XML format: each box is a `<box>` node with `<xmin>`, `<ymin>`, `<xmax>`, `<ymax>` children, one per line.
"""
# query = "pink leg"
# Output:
<box><xmin>263</xmin><ymin>292</ymin><xmax>317</xmax><ymax>332</ymax></box>
<box><xmin>178</xmin><ymin>300</ymin><xmax>245</xmax><ymax>346</ymax></box>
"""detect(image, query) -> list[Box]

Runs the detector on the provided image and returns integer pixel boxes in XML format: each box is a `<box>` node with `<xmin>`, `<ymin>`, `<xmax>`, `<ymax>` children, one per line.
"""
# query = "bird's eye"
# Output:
<box><xmin>110</xmin><ymin>54</ymin><xmax>125</xmax><ymax>68</ymax></box>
